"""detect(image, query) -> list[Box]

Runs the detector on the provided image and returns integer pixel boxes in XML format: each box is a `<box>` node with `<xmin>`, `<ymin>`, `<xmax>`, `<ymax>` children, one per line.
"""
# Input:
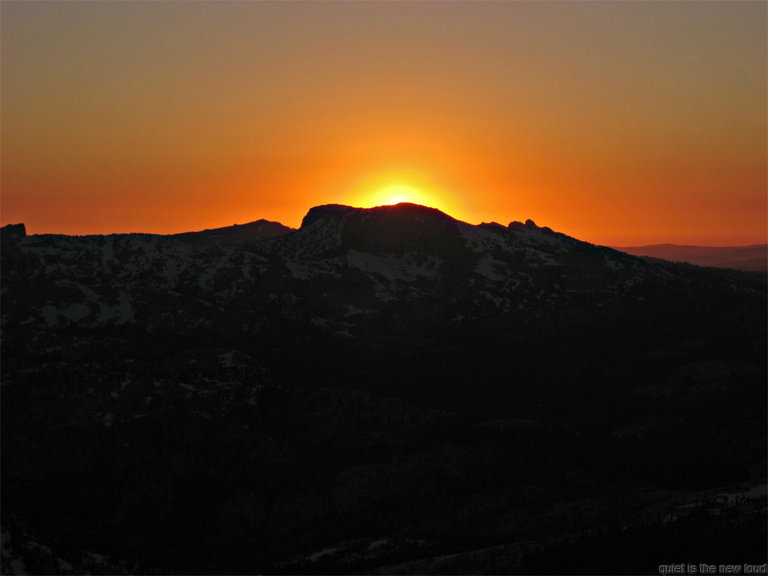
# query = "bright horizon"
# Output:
<box><xmin>2</xmin><ymin>1</ymin><xmax>766</xmax><ymax>246</ymax></box>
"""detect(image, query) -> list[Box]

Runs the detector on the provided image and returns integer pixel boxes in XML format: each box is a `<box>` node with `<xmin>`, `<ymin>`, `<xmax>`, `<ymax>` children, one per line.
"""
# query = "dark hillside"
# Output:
<box><xmin>2</xmin><ymin>205</ymin><xmax>765</xmax><ymax>574</ymax></box>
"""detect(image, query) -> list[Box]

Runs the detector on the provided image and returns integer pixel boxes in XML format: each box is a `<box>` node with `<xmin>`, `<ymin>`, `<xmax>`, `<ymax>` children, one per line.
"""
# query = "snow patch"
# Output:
<box><xmin>475</xmin><ymin>255</ymin><xmax>506</xmax><ymax>281</ymax></box>
<box><xmin>523</xmin><ymin>247</ymin><xmax>560</xmax><ymax>266</ymax></box>
<box><xmin>458</xmin><ymin>222</ymin><xmax>506</xmax><ymax>253</ymax></box>
<box><xmin>85</xmin><ymin>551</ymin><xmax>107</xmax><ymax>565</ymax></box>
<box><xmin>367</xmin><ymin>538</ymin><xmax>389</xmax><ymax>551</ymax></box>
<box><xmin>97</xmin><ymin>291</ymin><xmax>134</xmax><ymax>324</ymax></box>
<box><xmin>41</xmin><ymin>303</ymin><xmax>90</xmax><ymax>325</ymax></box>
<box><xmin>219</xmin><ymin>351</ymin><xmax>236</xmax><ymax>368</ymax></box>
<box><xmin>346</xmin><ymin>250</ymin><xmax>442</xmax><ymax>284</ymax></box>
<box><xmin>309</xmin><ymin>547</ymin><xmax>338</xmax><ymax>562</ymax></box>
<box><xmin>344</xmin><ymin>305</ymin><xmax>372</xmax><ymax>317</ymax></box>
<box><xmin>716</xmin><ymin>483</ymin><xmax>767</xmax><ymax>506</ymax></box>
<box><xmin>285</xmin><ymin>258</ymin><xmax>343</xmax><ymax>281</ymax></box>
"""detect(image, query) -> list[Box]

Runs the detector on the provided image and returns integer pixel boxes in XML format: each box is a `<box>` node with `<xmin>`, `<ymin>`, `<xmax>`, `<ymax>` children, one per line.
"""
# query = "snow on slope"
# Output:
<box><xmin>1</xmin><ymin>204</ymin><xmax>670</xmax><ymax>340</ymax></box>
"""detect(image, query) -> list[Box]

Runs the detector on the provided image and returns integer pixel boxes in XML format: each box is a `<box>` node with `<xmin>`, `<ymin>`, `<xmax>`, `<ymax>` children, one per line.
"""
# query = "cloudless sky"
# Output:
<box><xmin>2</xmin><ymin>1</ymin><xmax>765</xmax><ymax>245</ymax></box>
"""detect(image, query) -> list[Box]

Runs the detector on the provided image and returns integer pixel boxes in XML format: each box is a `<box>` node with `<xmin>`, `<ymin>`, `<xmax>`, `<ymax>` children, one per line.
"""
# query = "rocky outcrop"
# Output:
<box><xmin>0</xmin><ymin>223</ymin><xmax>26</xmax><ymax>244</ymax></box>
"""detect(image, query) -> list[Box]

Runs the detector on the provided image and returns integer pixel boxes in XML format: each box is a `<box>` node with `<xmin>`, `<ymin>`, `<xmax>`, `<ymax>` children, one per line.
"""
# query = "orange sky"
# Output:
<box><xmin>2</xmin><ymin>1</ymin><xmax>766</xmax><ymax>246</ymax></box>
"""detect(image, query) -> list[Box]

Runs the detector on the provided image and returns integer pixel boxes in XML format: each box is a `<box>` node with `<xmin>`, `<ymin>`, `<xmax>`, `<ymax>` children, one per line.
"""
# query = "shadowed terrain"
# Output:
<box><xmin>2</xmin><ymin>204</ymin><xmax>766</xmax><ymax>574</ymax></box>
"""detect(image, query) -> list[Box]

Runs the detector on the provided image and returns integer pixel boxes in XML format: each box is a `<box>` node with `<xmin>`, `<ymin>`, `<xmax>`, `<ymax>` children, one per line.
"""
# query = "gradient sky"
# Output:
<box><xmin>2</xmin><ymin>1</ymin><xmax>766</xmax><ymax>245</ymax></box>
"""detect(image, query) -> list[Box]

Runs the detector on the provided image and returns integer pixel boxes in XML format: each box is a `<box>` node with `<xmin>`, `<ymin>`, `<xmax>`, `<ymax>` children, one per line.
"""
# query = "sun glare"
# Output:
<box><xmin>341</xmin><ymin>169</ymin><xmax>468</xmax><ymax>221</ymax></box>
<box><xmin>363</xmin><ymin>184</ymin><xmax>444</xmax><ymax>212</ymax></box>
<box><xmin>376</xmin><ymin>186</ymin><xmax>422</xmax><ymax>207</ymax></box>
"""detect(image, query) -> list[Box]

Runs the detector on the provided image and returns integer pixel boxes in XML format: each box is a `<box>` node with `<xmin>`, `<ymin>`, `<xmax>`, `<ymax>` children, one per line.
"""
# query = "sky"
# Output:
<box><xmin>1</xmin><ymin>1</ymin><xmax>766</xmax><ymax>246</ymax></box>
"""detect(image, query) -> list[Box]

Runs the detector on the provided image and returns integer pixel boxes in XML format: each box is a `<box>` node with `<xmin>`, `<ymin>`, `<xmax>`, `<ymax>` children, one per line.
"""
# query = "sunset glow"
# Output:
<box><xmin>375</xmin><ymin>187</ymin><xmax>420</xmax><ymax>207</ymax></box>
<box><xmin>1</xmin><ymin>1</ymin><xmax>765</xmax><ymax>245</ymax></box>
<box><xmin>336</xmin><ymin>168</ymin><xmax>468</xmax><ymax>223</ymax></box>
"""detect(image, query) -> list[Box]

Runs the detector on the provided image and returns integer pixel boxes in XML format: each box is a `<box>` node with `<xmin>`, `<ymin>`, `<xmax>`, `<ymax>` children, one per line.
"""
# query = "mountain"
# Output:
<box><xmin>615</xmin><ymin>243</ymin><xmax>768</xmax><ymax>272</ymax></box>
<box><xmin>2</xmin><ymin>204</ymin><xmax>766</xmax><ymax>574</ymax></box>
<box><xmin>174</xmin><ymin>219</ymin><xmax>295</xmax><ymax>245</ymax></box>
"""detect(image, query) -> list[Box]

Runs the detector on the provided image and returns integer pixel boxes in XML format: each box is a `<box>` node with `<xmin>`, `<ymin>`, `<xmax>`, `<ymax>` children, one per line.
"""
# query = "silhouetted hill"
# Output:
<box><xmin>2</xmin><ymin>205</ymin><xmax>765</xmax><ymax>574</ymax></box>
<box><xmin>0</xmin><ymin>222</ymin><xmax>26</xmax><ymax>243</ymax></box>
<box><xmin>615</xmin><ymin>243</ymin><xmax>767</xmax><ymax>272</ymax></box>
<box><xmin>174</xmin><ymin>219</ymin><xmax>295</xmax><ymax>245</ymax></box>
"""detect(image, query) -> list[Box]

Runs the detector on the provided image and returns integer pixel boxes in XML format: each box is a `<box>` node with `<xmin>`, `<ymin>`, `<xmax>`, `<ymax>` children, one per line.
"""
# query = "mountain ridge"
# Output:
<box><xmin>6</xmin><ymin>202</ymin><xmax>763</xmax><ymax>271</ymax></box>
<box><xmin>615</xmin><ymin>242</ymin><xmax>767</xmax><ymax>271</ymax></box>
<box><xmin>2</xmin><ymin>202</ymin><xmax>765</xmax><ymax>574</ymax></box>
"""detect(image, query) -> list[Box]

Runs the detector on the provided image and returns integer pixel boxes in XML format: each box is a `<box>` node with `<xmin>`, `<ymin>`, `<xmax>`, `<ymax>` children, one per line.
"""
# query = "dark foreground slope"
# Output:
<box><xmin>2</xmin><ymin>205</ymin><xmax>766</xmax><ymax>574</ymax></box>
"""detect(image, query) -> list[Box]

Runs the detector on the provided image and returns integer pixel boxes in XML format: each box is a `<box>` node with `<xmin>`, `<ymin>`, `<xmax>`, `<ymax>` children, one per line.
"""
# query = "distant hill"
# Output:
<box><xmin>173</xmin><ymin>219</ymin><xmax>295</xmax><ymax>244</ymax></box>
<box><xmin>614</xmin><ymin>243</ymin><xmax>767</xmax><ymax>271</ymax></box>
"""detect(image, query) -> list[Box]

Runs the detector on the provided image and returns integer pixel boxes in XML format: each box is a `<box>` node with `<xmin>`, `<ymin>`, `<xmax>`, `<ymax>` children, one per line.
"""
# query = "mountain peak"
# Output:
<box><xmin>297</xmin><ymin>203</ymin><xmax>463</xmax><ymax>255</ymax></box>
<box><xmin>173</xmin><ymin>219</ymin><xmax>294</xmax><ymax>245</ymax></box>
<box><xmin>1</xmin><ymin>223</ymin><xmax>26</xmax><ymax>244</ymax></box>
<box><xmin>300</xmin><ymin>204</ymin><xmax>360</xmax><ymax>229</ymax></box>
<box><xmin>300</xmin><ymin>202</ymin><xmax>455</xmax><ymax>230</ymax></box>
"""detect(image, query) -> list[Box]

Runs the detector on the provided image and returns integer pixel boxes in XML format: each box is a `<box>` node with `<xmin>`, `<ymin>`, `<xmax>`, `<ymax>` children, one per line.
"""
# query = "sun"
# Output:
<box><xmin>374</xmin><ymin>185</ymin><xmax>424</xmax><ymax>207</ymax></box>
<box><xmin>336</xmin><ymin>168</ymin><xmax>472</xmax><ymax>222</ymax></box>
<box><xmin>343</xmin><ymin>170</ymin><xmax>449</xmax><ymax>210</ymax></box>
